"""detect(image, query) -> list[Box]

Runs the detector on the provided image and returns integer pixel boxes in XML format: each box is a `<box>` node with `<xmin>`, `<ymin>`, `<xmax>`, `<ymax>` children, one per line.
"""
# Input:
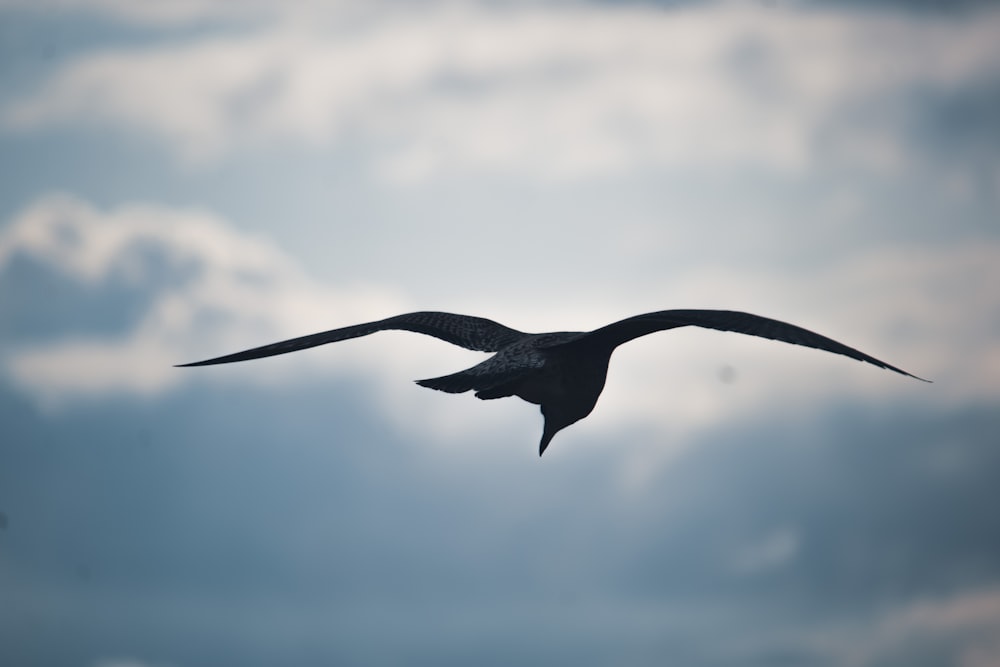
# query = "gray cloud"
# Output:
<box><xmin>803</xmin><ymin>0</ymin><xmax>999</xmax><ymax>13</ymax></box>
<box><xmin>596</xmin><ymin>0</ymin><xmax>1000</xmax><ymax>13</ymax></box>
<box><xmin>1</xmin><ymin>376</ymin><xmax>997</xmax><ymax>666</ymax></box>
<box><xmin>6</xmin><ymin>2</ymin><xmax>999</xmax><ymax>181</ymax></box>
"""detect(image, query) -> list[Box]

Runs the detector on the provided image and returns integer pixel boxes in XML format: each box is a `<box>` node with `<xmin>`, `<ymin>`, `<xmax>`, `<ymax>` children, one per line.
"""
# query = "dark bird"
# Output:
<box><xmin>177</xmin><ymin>310</ymin><xmax>928</xmax><ymax>455</ymax></box>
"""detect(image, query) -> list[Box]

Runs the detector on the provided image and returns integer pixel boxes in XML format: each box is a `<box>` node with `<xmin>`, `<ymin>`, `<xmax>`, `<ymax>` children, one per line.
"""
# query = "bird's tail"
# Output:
<box><xmin>416</xmin><ymin>370</ymin><xmax>523</xmax><ymax>399</ymax></box>
<box><xmin>415</xmin><ymin>371</ymin><xmax>478</xmax><ymax>394</ymax></box>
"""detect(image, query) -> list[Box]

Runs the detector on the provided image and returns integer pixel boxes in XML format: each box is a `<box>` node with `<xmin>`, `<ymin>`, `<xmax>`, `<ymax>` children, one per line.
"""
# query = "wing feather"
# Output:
<box><xmin>176</xmin><ymin>311</ymin><xmax>526</xmax><ymax>367</ymax></box>
<box><xmin>565</xmin><ymin>309</ymin><xmax>928</xmax><ymax>381</ymax></box>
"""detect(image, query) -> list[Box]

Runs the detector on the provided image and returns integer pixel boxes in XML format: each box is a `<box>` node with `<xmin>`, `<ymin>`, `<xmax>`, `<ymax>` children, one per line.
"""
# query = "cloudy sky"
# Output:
<box><xmin>1</xmin><ymin>1</ymin><xmax>998</xmax><ymax>665</ymax></box>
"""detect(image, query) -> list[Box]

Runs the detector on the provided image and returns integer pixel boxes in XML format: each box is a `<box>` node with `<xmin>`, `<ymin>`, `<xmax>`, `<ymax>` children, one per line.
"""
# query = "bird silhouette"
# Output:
<box><xmin>177</xmin><ymin>310</ymin><xmax>927</xmax><ymax>455</ymax></box>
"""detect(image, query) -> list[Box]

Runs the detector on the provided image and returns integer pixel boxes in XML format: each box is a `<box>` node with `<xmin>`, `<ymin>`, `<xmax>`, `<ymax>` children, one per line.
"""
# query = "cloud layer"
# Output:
<box><xmin>6</xmin><ymin>2</ymin><xmax>1000</xmax><ymax>181</ymax></box>
<box><xmin>0</xmin><ymin>194</ymin><xmax>406</xmax><ymax>401</ymax></box>
<box><xmin>2</xmin><ymin>378</ymin><xmax>998</xmax><ymax>667</ymax></box>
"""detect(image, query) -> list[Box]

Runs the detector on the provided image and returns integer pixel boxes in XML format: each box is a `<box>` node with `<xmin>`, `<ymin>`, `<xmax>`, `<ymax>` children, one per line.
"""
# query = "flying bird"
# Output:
<box><xmin>177</xmin><ymin>310</ymin><xmax>927</xmax><ymax>455</ymax></box>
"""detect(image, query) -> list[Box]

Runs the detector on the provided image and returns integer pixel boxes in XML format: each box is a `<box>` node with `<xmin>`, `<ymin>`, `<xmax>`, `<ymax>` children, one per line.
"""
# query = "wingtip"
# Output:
<box><xmin>900</xmin><ymin>368</ymin><xmax>932</xmax><ymax>383</ymax></box>
<box><xmin>882</xmin><ymin>361</ymin><xmax>931</xmax><ymax>384</ymax></box>
<box><xmin>174</xmin><ymin>355</ymin><xmax>244</xmax><ymax>367</ymax></box>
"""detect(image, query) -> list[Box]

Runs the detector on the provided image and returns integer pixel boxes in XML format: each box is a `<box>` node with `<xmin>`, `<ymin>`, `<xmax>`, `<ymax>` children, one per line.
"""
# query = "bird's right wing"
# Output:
<box><xmin>176</xmin><ymin>311</ymin><xmax>526</xmax><ymax>367</ymax></box>
<box><xmin>559</xmin><ymin>309</ymin><xmax>929</xmax><ymax>381</ymax></box>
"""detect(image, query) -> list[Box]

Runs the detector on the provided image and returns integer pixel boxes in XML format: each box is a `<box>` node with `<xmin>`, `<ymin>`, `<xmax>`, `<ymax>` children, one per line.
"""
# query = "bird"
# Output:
<box><xmin>177</xmin><ymin>309</ymin><xmax>928</xmax><ymax>456</ymax></box>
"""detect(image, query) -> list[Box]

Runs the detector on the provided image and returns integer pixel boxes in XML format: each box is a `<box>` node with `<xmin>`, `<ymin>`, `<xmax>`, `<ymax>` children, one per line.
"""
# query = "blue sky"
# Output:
<box><xmin>1</xmin><ymin>1</ymin><xmax>998</xmax><ymax>666</ymax></box>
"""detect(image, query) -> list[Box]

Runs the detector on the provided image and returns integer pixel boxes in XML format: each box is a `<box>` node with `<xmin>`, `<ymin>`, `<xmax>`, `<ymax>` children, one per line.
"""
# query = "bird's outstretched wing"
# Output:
<box><xmin>558</xmin><ymin>309</ymin><xmax>929</xmax><ymax>381</ymax></box>
<box><xmin>176</xmin><ymin>311</ymin><xmax>526</xmax><ymax>367</ymax></box>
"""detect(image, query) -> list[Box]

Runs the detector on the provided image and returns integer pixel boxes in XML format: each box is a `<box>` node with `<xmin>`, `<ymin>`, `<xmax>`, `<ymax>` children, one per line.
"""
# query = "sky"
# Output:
<box><xmin>0</xmin><ymin>1</ymin><xmax>998</xmax><ymax>665</ymax></box>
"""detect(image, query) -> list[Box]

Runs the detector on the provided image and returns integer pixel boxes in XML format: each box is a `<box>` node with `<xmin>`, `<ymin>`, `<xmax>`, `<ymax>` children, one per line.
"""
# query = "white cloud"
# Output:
<box><xmin>0</xmin><ymin>193</ymin><xmax>294</xmax><ymax>285</ymax></box>
<box><xmin>814</xmin><ymin>587</ymin><xmax>1000</xmax><ymax>667</ymax></box>
<box><xmin>5</xmin><ymin>2</ymin><xmax>999</xmax><ymax>180</ymax></box>
<box><xmin>0</xmin><ymin>0</ymin><xmax>351</xmax><ymax>26</ymax></box>
<box><xmin>0</xmin><ymin>194</ymin><xmax>408</xmax><ymax>403</ymax></box>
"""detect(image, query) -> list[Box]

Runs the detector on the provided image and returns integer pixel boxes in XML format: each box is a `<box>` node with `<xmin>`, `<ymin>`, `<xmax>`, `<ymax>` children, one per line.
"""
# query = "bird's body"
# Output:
<box><xmin>178</xmin><ymin>309</ymin><xmax>927</xmax><ymax>455</ymax></box>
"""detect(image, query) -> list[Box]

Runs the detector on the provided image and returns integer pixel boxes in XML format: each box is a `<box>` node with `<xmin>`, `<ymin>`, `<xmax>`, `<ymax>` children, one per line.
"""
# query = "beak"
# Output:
<box><xmin>539</xmin><ymin>420</ymin><xmax>559</xmax><ymax>457</ymax></box>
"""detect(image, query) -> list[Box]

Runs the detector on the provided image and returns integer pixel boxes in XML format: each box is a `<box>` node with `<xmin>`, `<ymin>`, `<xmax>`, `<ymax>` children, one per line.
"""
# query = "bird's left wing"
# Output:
<box><xmin>556</xmin><ymin>309</ymin><xmax>929</xmax><ymax>381</ymax></box>
<box><xmin>176</xmin><ymin>311</ymin><xmax>526</xmax><ymax>367</ymax></box>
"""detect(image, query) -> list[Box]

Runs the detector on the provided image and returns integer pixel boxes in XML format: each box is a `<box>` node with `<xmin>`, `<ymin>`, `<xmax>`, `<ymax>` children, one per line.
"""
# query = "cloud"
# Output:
<box><xmin>817</xmin><ymin>587</ymin><xmax>1000</xmax><ymax>667</ymax></box>
<box><xmin>0</xmin><ymin>0</ymin><xmax>345</xmax><ymax>26</ymax></box>
<box><xmin>0</xmin><ymin>193</ymin><xmax>407</xmax><ymax>404</ymax></box>
<box><xmin>5</xmin><ymin>2</ymin><xmax>1000</xmax><ymax>180</ymax></box>
<box><xmin>3</xmin><ymin>366</ymin><xmax>997</xmax><ymax>666</ymax></box>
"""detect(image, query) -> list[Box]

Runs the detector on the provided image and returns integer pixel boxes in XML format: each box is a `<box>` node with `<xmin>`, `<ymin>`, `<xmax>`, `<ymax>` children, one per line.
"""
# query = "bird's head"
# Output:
<box><xmin>538</xmin><ymin>404</ymin><xmax>589</xmax><ymax>457</ymax></box>
<box><xmin>539</xmin><ymin>422</ymin><xmax>560</xmax><ymax>457</ymax></box>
